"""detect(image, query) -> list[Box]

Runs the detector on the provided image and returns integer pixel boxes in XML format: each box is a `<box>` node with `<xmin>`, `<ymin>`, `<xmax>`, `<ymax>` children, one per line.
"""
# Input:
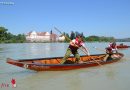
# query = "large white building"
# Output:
<box><xmin>26</xmin><ymin>31</ymin><xmax>65</xmax><ymax>42</ymax></box>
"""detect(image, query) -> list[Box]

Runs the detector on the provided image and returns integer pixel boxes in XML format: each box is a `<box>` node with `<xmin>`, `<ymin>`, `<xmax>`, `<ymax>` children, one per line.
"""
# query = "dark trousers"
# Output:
<box><xmin>61</xmin><ymin>48</ymin><xmax>80</xmax><ymax>64</ymax></box>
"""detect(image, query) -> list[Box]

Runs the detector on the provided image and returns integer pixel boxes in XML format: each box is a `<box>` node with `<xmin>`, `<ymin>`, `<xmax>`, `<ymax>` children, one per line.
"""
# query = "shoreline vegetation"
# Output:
<box><xmin>0</xmin><ymin>26</ymin><xmax>130</xmax><ymax>43</ymax></box>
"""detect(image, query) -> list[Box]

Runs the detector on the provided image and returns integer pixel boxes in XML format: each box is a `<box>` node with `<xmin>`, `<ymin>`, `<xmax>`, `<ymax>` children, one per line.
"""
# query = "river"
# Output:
<box><xmin>0</xmin><ymin>42</ymin><xmax>130</xmax><ymax>90</ymax></box>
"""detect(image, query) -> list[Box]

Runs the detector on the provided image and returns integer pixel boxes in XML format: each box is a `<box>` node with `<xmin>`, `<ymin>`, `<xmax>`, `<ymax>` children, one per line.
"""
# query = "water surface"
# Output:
<box><xmin>0</xmin><ymin>42</ymin><xmax>130</xmax><ymax>90</ymax></box>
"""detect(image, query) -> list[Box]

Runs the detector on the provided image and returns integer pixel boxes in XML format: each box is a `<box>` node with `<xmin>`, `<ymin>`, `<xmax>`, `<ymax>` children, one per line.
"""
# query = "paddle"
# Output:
<box><xmin>54</xmin><ymin>27</ymin><xmax>102</xmax><ymax>66</ymax></box>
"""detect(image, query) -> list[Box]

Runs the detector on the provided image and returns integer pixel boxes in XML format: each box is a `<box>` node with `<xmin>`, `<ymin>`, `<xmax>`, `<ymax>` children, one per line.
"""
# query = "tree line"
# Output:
<box><xmin>0</xmin><ymin>26</ymin><xmax>116</xmax><ymax>43</ymax></box>
<box><xmin>63</xmin><ymin>31</ymin><xmax>115</xmax><ymax>42</ymax></box>
<box><xmin>0</xmin><ymin>27</ymin><xmax>26</xmax><ymax>43</ymax></box>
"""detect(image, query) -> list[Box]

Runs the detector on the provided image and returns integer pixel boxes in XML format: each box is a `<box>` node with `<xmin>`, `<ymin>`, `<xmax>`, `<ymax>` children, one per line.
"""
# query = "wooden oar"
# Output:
<box><xmin>54</xmin><ymin>27</ymin><xmax>102</xmax><ymax>66</ymax></box>
<box><xmin>54</xmin><ymin>27</ymin><xmax>71</xmax><ymax>41</ymax></box>
<box><xmin>80</xmin><ymin>49</ymin><xmax>102</xmax><ymax>66</ymax></box>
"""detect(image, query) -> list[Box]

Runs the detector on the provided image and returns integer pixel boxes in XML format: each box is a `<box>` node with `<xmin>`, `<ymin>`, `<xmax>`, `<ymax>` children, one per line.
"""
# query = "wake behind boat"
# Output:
<box><xmin>6</xmin><ymin>53</ymin><xmax>124</xmax><ymax>71</ymax></box>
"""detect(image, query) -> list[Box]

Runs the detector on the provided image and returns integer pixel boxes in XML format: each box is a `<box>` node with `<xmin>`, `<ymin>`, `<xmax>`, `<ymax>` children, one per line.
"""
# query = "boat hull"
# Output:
<box><xmin>6</xmin><ymin>53</ymin><xmax>124</xmax><ymax>71</ymax></box>
<box><xmin>117</xmin><ymin>45</ymin><xmax>130</xmax><ymax>49</ymax></box>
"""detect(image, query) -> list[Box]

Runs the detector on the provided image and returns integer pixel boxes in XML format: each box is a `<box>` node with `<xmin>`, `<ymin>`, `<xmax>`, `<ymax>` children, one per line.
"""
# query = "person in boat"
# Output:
<box><xmin>120</xmin><ymin>43</ymin><xmax>124</xmax><ymax>46</ymax></box>
<box><xmin>104</xmin><ymin>42</ymin><xmax>118</xmax><ymax>61</ymax></box>
<box><xmin>108</xmin><ymin>42</ymin><xmax>118</xmax><ymax>53</ymax></box>
<box><xmin>61</xmin><ymin>34</ymin><xmax>90</xmax><ymax>64</ymax></box>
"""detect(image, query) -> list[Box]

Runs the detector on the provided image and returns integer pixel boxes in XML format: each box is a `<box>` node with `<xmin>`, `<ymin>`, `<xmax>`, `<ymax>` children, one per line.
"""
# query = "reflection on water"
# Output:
<box><xmin>0</xmin><ymin>42</ymin><xmax>130</xmax><ymax>90</ymax></box>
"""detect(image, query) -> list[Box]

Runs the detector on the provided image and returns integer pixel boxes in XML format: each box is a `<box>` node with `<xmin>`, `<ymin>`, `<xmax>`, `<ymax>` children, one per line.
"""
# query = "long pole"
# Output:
<box><xmin>54</xmin><ymin>27</ymin><xmax>102</xmax><ymax>66</ymax></box>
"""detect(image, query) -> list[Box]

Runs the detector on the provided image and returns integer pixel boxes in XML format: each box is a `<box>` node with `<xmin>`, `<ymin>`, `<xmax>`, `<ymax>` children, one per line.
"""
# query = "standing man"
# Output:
<box><xmin>61</xmin><ymin>35</ymin><xmax>90</xmax><ymax>64</ymax></box>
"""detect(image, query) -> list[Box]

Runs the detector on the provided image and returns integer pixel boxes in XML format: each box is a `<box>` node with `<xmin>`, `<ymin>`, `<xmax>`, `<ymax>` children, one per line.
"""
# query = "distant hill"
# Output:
<box><xmin>116</xmin><ymin>38</ymin><xmax>130</xmax><ymax>42</ymax></box>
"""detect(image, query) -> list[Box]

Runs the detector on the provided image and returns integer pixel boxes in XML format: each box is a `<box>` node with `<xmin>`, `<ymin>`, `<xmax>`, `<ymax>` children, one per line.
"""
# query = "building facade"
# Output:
<box><xmin>58</xmin><ymin>35</ymin><xmax>65</xmax><ymax>42</ymax></box>
<box><xmin>26</xmin><ymin>31</ymin><xmax>58</xmax><ymax>42</ymax></box>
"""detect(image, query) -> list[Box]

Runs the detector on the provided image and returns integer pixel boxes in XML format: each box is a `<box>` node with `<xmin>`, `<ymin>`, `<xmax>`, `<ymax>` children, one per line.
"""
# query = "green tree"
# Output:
<box><xmin>0</xmin><ymin>26</ymin><xmax>26</xmax><ymax>43</ymax></box>
<box><xmin>70</xmin><ymin>31</ymin><xmax>75</xmax><ymax>40</ymax></box>
<box><xmin>65</xmin><ymin>33</ymin><xmax>70</xmax><ymax>42</ymax></box>
<box><xmin>85</xmin><ymin>35</ymin><xmax>115</xmax><ymax>42</ymax></box>
<box><xmin>16</xmin><ymin>34</ymin><xmax>26</xmax><ymax>43</ymax></box>
<box><xmin>62</xmin><ymin>32</ymin><xmax>70</xmax><ymax>42</ymax></box>
<box><xmin>75</xmin><ymin>31</ymin><xmax>80</xmax><ymax>37</ymax></box>
<box><xmin>0</xmin><ymin>27</ymin><xmax>8</xmax><ymax>42</ymax></box>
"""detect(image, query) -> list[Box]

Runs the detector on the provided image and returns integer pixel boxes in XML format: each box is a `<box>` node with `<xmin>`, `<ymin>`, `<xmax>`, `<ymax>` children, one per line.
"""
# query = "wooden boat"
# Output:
<box><xmin>6</xmin><ymin>53</ymin><xmax>124</xmax><ymax>71</ymax></box>
<box><xmin>117</xmin><ymin>45</ymin><xmax>130</xmax><ymax>49</ymax></box>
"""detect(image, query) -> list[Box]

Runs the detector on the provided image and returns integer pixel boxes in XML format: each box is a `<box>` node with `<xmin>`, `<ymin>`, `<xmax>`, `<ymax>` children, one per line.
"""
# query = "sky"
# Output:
<box><xmin>0</xmin><ymin>0</ymin><xmax>130</xmax><ymax>38</ymax></box>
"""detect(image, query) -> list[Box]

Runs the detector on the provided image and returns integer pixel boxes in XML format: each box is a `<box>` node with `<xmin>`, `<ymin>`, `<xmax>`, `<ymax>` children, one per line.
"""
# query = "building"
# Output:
<box><xmin>26</xmin><ymin>31</ymin><xmax>58</xmax><ymax>42</ymax></box>
<box><xmin>58</xmin><ymin>35</ymin><xmax>65</xmax><ymax>42</ymax></box>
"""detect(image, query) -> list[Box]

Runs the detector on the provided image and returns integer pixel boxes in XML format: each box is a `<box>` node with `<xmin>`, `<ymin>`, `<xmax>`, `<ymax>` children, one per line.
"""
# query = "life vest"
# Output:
<box><xmin>106</xmin><ymin>43</ymin><xmax>117</xmax><ymax>54</ymax></box>
<box><xmin>75</xmin><ymin>37</ymin><xmax>83</xmax><ymax>47</ymax></box>
<box><xmin>106</xmin><ymin>47</ymin><xmax>113</xmax><ymax>54</ymax></box>
<box><xmin>69</xmin><ymin>38</ymin><xmax>83</xmax><ymax>52</ymax></box>
<box><xmin>109</xmin><ymin>43</ymin><xmax>116</xmax><ymax>49</ymax></box>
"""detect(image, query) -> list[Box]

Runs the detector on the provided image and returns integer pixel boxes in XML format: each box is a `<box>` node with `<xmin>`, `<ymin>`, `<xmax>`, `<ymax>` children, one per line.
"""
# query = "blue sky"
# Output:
<box><xmin>0</xmin><ymin>0</ymin><xmax>130</xmax><ymax>38</ymax></box>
